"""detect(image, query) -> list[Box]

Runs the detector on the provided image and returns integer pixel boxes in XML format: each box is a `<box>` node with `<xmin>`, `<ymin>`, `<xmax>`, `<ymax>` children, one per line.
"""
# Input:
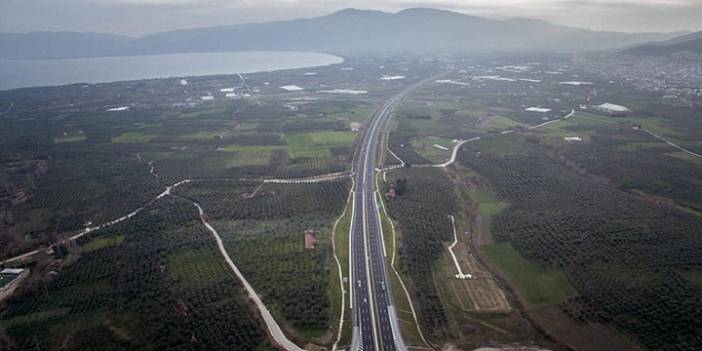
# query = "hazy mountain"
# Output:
<box><xmin>622</xmin><ymin>31</ymin><xmax>702</xmax><ymax>56</ymax></box>
<box><xmin>0</xmin><ymin>31</ymin><xmax>132</xmax><ymax>59</ymax></box>
<box><xmin>0</xmin><ymin>8</ymin><xmax>686</xmax><ymax>59</ymax></box>
<box><xmin>128</xmin><ymin>8</ymin><xmax>682</xmax><ymax>55</ymax></box>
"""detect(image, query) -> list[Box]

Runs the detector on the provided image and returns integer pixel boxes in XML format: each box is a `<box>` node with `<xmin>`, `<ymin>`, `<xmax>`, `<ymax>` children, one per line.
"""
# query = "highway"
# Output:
<box><xmin>351</xmin><ymin>76</ymin><xmax>438</xmax><ymax>351</ymax></box>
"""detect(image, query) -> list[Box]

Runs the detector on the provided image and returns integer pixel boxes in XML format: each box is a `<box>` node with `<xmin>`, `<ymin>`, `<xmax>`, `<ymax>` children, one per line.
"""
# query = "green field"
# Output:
<box><xmin>468</xmin><ymin>188</ymin><xmax>509</xmax><ymax>217</ymax></box>
<box><xmin>470</xmin><ymin>135</ymin><xmax>529</xmax><ymax>156</ymax></box>
<box><xmin>330</xmin><ymin>191</ymin><xmax>353</xmax><ymax>348</ymax></box>
<box><xmin>410</xmin><ymin>136</ymin><xmax>454</xmax><ymax>163</ymax></box>
<box><xmin>81</xmin><ymin>235</ymin><xmax>125</xmax><ymax>253</ymax></box>
<box><xmin>283</xmin><ymin>131</ymin><xmax>357</xmax><ymax>158</ymax></box>
<box><xmin>481</xmin><ymin>243</ymin><xmax>576</xmax><ymax>308</ymax></box>
<box><xmin>478</xmin><ymin>115</ymin><xmax>526</xmax><ymax>131</ymax></box>
<box><xmin>328</xmin><ymin>105</ymin><xmax>374</xmax><ymax>122</ymax></box>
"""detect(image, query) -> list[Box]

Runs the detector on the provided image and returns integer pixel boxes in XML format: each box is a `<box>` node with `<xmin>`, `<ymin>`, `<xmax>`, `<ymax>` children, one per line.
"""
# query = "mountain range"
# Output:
<box><xmin>0</xmin><ymin>8</ymin><xmax>688</xmax><ymax>60</ymax></box>
<box><xmin>622</xmin><ymin>31</ymin><xmax>702</xmax><ymax>56</ymax></box>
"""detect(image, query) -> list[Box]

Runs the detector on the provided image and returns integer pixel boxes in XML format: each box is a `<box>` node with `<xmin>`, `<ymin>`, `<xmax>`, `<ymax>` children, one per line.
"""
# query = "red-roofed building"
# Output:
<box><xmin>304</xmin><ymin>229</ymin><xmax>316</xmax><ymax>250</ymax></box>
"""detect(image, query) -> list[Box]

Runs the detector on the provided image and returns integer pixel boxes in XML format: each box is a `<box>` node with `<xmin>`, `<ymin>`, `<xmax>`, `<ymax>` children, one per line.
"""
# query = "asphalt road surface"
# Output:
<box><xmin>351</xmin><ymin>75</ymin><xmax>441</xmax><ymax>351</ymax></box>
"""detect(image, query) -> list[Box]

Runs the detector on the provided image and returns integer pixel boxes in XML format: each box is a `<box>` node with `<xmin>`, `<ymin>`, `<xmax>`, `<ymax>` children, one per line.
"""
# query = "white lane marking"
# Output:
<box><xmin>332</xmin><ymin>183</ymin><xmax>354</xmax><ymax>351</ymax></box>
<box><xmin>447</xmin><ymin>215</ymin><xmax>471</xmax><ymax>279</ymax></box>
<box><xmin>374</xmin><ymin>192</ymin><xmax>388</xmax><ymax>258</ymax></box>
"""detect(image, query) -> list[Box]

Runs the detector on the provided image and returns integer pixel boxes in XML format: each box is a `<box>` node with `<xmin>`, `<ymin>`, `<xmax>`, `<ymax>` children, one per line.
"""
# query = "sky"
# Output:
<box><xmin>1</xmin><ymin>0</ymin><xmax>701</xmax><ymax>37</ymax></box>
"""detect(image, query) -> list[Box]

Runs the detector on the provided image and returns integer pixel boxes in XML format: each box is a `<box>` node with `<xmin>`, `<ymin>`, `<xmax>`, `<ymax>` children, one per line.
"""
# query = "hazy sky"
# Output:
<box><xmin>1</xmin><ymin>0</ymin><xmax>701</xmax><ymax>36</ymax></box>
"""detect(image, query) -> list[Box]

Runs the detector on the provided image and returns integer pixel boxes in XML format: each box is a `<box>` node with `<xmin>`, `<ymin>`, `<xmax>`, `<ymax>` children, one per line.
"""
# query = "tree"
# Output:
<box><xmin>395</xmin><ymin>178</ymin><xmax>408</xmax><ymax>196</ymax></box>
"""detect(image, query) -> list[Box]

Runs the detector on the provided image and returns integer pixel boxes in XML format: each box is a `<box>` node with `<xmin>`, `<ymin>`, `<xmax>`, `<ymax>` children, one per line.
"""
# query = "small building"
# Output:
<box><xmin>304</xmin><ymin>229</ymin><xmax>316</xmax><ymax>250</ymax></box>
<box><xmin>1</xmin><ymin>268</ymin><xmax>28</xmax><ymax>299</ymax></box>
<box><xmin>596</xmin><ymin>102</ymin><xmax>631</xmax><ymax>116</ymax></box>
<box><xmin>1</xmin><ymin>268</ymin><xmax>24</xmax><ymax>275</ymax></box>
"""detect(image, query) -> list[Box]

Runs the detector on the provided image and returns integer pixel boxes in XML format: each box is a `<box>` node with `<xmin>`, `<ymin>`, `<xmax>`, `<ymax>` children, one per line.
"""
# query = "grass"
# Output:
<box><xmin>375</xmin><ymin>188</ymin><xmax>427</xmax><ymax>348</ymax></box>
<box><xmin>331</xmin><ymin>190</ymin><xmax>353</xmax><ymax>348</ymax></box>
<box><xmin>283</xmin><ymin>131</ymin><xmax>357</xmax><ymax>158</ymax></box>
<box><xmin>481</xmin><ymin>243</ymin><xmax>576</xmax><ymax>308</ymax></box>
<box><xmin>619</xmin><ymin>116</ymin><xmax>680</xmax><ymax>137</ymax></box>
<box><xmin>472</xmin><ymin>135</ymin><xmax>527</xmax><ymax>156</ymax></box>
<box><xmin>329</xmin><ymin>106</ymin><xmax>373</xmax><ymax>122</ymax></box>
<box><xmin>409</xmin><ymin>117</ymin><xmax>443</xmax><ymax>133</ymax></box>
<box><xmin>223</xmin><ymin>131</ymin><xmax>356</xmax><ymax>160</ymax></box>
<box><xmin>410</xmin><ymin>136</ymin><xmax>454</xmax><ymax>163</ymax></box>
<box><xmin>111</xmin><ymin>131</ymin><xmax>156</xmax><ymax>143</ymax></box>
<box><xmin>539</xmin><ymin>112</ymin><xmax>604</xmax><ymax>137</ymax></box>
<box><xmin>478</xmin><ymin>115</ymin><xmax>526</xmax><ymax>131</ymax></box>
<box><xmin>468</xmin><ymin>189</ymin><xmax>509</xmax><ymax>217</ymax></box>
<box><xmin>543</xmin><ymin>112</ymin><xmax>678</xmax><ymax>139</ymax></box>
<box><xmin>81</xmin><ymin>235</ymin><xmax>125</xmax><ymax>253</ymax></box>
<box><xmin>218</xmin><ymin>146</ymin><xmax>283</xmax><ymax>166</ymax></box>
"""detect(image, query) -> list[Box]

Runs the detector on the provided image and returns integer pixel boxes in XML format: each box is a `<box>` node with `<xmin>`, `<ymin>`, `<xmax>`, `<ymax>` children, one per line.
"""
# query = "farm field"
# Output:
<box><xmin>481</xmin><ymin>243</ymin><xmax>576</xmax><ymax>308</ymax></box>
<box><xmin>177</xmin><ymin>179</ymin><xmax>351</xmax><ymax>345</ymax></box>
<box><xmin>0</xmin><ymin>56</ymin><xmax>446</xmax><ymax>349</ymax></box>
<box><xmin>459</xmin><ymin>134</ymin><xmax>702</xmax><ymax>350</ymax></box>
<box><xmin>378</xmin><ymin>56</ymin><xmax>702</xmax><ymax>350</ymax></box>
<box><xmin>379</xmin><ymin>164</ymin><xmax>554</xmax><ymax>350</ymax></box>
<box><xmin>0</xmin><ymin>56</ymin><xmax>436</xmax><ymax>261</ymax></box>
<box><xmin>0</xmin><ymin>198</ymin><xmax>269</xmax><ymax>350</ymax></box>
<box><xmin>1</xmin><ymin>52</ymin><xmax>702</xmax><ymax>351</ymax></box>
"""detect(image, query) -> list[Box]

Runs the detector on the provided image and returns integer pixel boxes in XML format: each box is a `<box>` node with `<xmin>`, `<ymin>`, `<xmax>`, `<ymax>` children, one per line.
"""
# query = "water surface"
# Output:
<box><xmin>0</xmin><ymin>51</ymin><xmax>343</xmax><ymax>90</ymax></box>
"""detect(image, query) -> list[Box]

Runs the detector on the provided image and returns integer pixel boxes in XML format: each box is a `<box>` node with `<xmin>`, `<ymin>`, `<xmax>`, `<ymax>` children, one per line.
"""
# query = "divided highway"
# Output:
<box><xmin>351</xmin><ymin>76</ymin><xmax>440</xmax><ymax>351</ymax></box>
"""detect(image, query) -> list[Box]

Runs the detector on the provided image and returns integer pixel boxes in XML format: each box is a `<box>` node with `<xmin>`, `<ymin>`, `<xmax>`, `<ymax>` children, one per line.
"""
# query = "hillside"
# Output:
<box><xmin>623</xmin><ymin>31</ymin><xmax>702</xmax><ymax>56</ymax></box>
<box><xmin>0</xmin><ymin>8</ymin><xmax>684</xmax><ymax>59</ymax></box>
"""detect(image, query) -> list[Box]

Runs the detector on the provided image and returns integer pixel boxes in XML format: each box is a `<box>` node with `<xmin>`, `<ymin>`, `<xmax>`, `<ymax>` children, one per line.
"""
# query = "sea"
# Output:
<box><xmin>0</xmin><ymin>51</ymin><xmax>343</xmax><ymax>90</ymax></box>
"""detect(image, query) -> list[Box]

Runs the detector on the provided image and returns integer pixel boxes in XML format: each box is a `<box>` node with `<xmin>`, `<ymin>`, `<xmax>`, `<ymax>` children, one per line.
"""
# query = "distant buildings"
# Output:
<box><xmin>577</xmin><ymin>55</ymin><xmax>702</xmax><ymax>104</ymax></box>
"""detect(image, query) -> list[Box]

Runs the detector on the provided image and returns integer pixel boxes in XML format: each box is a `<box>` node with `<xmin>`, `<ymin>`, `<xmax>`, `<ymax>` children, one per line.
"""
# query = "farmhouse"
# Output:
<box><xmin>304</xmin><ymin>229</ymin><xmax>316</xmax><ymax>250</ymax></box>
